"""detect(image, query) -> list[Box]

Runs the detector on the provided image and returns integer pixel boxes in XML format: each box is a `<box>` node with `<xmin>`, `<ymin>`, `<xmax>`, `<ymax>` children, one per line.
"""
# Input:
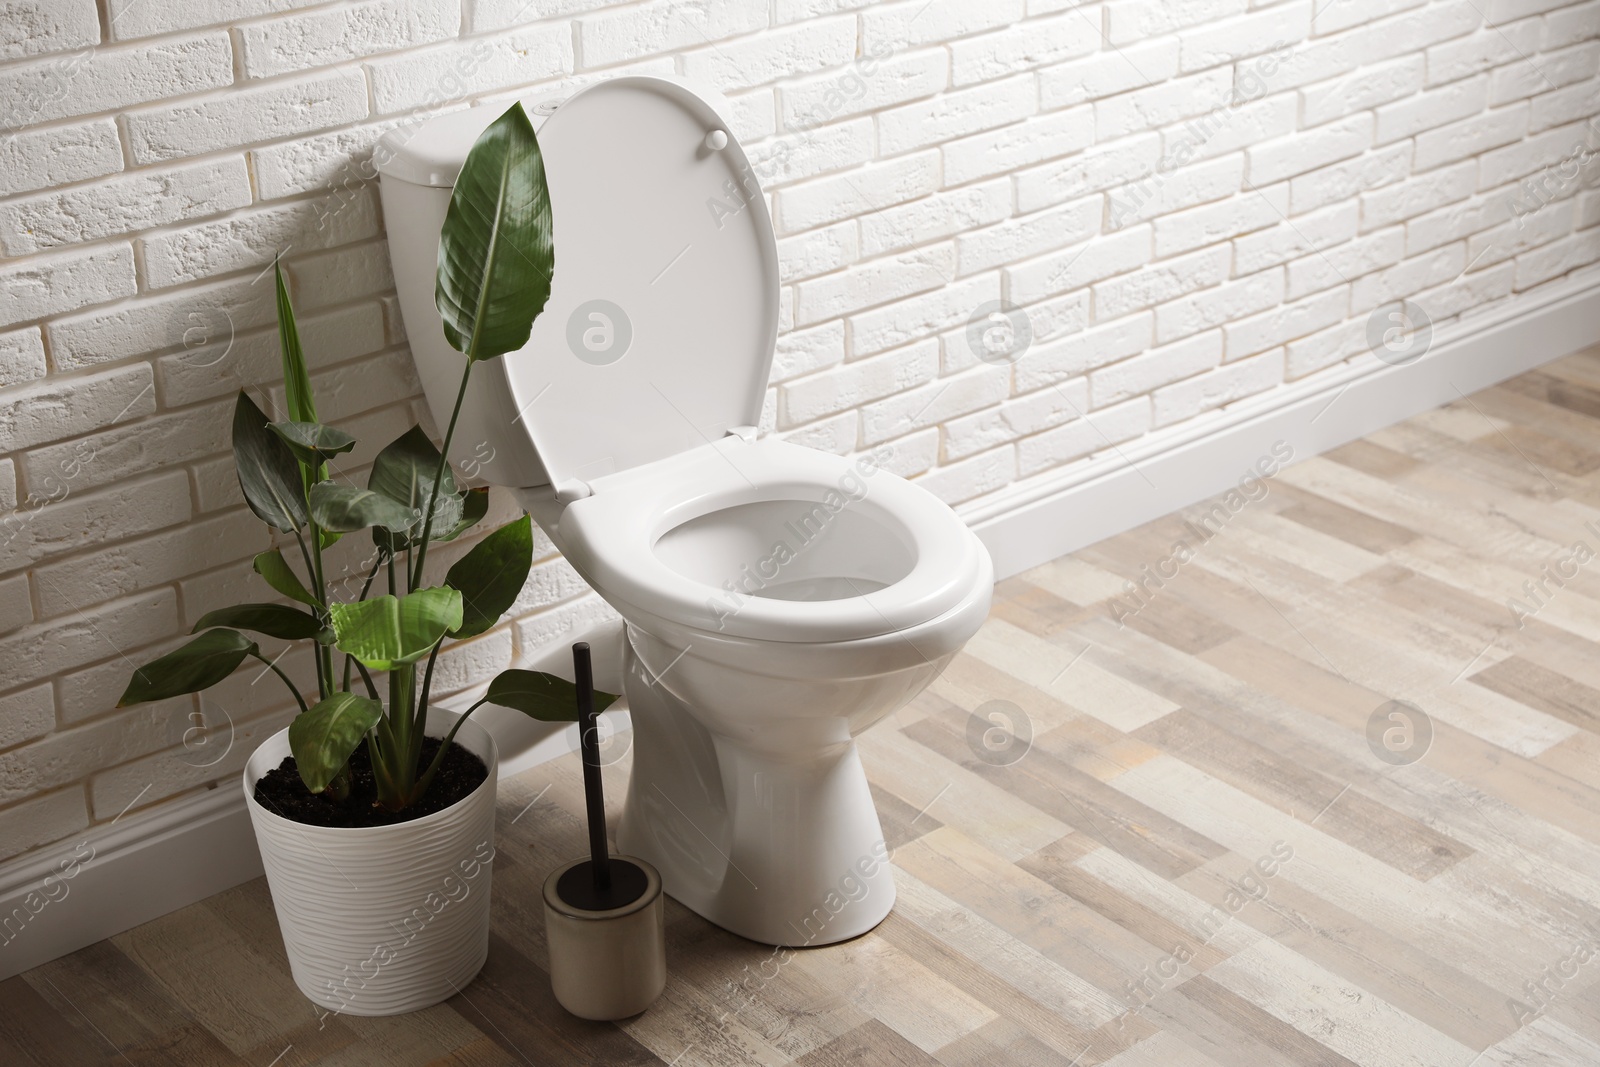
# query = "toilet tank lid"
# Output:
<box><xmin>375</xmin><ymin>92</ymin><xmax>565</xmax><ymax>188</ymax></box>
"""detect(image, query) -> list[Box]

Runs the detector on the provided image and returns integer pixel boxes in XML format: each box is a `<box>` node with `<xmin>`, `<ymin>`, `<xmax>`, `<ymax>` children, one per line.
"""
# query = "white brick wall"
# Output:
<box><xmin>0</xmin><ymin>0</ymin><xmax>1597</xmax><ymax>865</ymax></box>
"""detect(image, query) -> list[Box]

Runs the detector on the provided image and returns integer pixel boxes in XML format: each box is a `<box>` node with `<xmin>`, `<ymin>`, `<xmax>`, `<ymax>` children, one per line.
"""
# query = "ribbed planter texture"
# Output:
<box><xmin>242</xmin><ymin>709</ymin><xmax>497</xmax><ymax>1016</ymax></box>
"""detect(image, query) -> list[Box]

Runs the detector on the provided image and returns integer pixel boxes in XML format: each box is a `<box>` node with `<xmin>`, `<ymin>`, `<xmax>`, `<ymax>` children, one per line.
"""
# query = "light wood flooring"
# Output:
<box><xmin>9</xmin><ymin>347</ymin><xmax>1600</xmax><ymax>1065</ymax></box>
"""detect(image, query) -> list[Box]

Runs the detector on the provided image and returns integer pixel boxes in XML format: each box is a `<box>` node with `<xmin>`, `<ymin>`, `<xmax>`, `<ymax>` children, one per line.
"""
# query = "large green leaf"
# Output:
<box><xmin>435</xmin><ymin>102</ymin><xmax>554</xmax><ymax>361</ymax></box>
<box><xmin>439</xmin><ymin>486</ymin><xmax>490</xmax><ymax>543</ymax></box>
<box><xmin>192</xmin><ymin>603</ymin><xmax>327</xmax><ymax>641</ymax></box>
<box><xmin>329</xmin><ymin>587</ymin><xmax>463</xmax><ymax>670</ymax></box>
<box><xmin>445</xmin><ymin>516</ymin><xmax>532</xmax><ymax>639</ymax></box>
<box><xmin>119</xmin><ymin>629</ymin><xmax>259</xmax><ymax>706</ymax></box>
<box><xmin>484</xmin><ymin>669</ymin><xmax>619</xmax><ymax>722</ymax></box>
<box><xmin>233</xmin><ymin>392</ymin><xmax>307</xmax><ymax>532</ymax></box>
<box><xmin>367</xmin><ymin>426</ymin><xmax>466</xmax><ymax>551</ymax></box>
<box><xmin>268</xmin><ymin>421</ymin><xmax>356</xmax><ymax>468</ymax></box>
<box><xmin>309</xmin><ymin>482</ymin><xmax>418</xmax><ymax>533</ymax></box>
<box><xmin>276</xmin><ymin>262</ymin><xmax>316</xmax><ymax>425</ymax></box>
<box><xmin>288</xmin><ymin>692</ymin><xmax>382</xmax><ymax>793</ymax></box>
<box><xmin>253</xmin><ymin>549</ymin><xmax>318</xmax><ymax>607</ymax></box>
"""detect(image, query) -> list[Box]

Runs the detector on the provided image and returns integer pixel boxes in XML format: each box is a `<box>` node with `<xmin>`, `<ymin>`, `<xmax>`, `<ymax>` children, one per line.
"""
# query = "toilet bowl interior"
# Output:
<box><xmin>652</xmin><ymin>496</ymin><xmax>916</xmax><ymax>603</ymax></box>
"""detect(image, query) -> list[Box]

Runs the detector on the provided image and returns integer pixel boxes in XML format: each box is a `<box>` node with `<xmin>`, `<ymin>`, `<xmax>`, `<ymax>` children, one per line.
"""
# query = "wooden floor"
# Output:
<box><xmin>10</xmin><ymin>348</ymin><xmax>1600</xmax><ymax>1065</ymax></box>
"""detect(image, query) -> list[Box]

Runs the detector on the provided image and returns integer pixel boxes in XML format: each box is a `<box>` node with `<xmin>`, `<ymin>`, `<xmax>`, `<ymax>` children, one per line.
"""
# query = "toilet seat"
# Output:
<box><xmin>552</xmin><ymin>436</ymin><xmax>988</xmax><ymax>644</ymax></box>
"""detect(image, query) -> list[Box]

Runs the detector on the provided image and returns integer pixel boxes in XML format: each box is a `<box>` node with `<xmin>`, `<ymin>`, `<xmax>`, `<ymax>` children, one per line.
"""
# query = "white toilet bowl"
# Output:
<box><xmin>377</xmin><ymin>76</ymin><xmax>994</xmax><ymax>945</ymax></box>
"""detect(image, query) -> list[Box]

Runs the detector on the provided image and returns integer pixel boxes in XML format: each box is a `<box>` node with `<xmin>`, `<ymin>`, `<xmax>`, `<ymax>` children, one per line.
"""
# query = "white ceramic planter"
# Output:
<box><xmin>243</xmin><ymin>709</ymin><xmax>497</xmax><ymax>1017</ymax></box>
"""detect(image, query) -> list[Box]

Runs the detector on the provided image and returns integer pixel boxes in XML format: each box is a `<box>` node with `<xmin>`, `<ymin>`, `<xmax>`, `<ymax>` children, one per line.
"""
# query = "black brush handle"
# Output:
<box><xmin>574</xmin><ymin>642</ymin><xmax>611</xmax><ymax>893</ymax></box>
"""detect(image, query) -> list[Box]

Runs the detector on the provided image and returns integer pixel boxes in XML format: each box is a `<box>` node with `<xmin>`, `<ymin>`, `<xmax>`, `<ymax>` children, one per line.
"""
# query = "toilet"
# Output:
<box><xmin>376</xmin><ymin>76</ymin><xmax>994</xmax><ymax>946</ymax></box>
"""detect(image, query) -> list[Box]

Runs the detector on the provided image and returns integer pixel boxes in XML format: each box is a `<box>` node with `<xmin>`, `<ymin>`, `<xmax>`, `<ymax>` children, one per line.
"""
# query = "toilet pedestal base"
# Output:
<box><xmin>615</xmin><ymin>642</ymin><xmax>895</xmax><ymax>947</ymax></box>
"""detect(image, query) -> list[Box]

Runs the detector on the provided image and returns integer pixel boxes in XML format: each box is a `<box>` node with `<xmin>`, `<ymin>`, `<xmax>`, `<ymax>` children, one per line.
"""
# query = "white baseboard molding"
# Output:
<box><xmin>965</xmin><ymin>274</ymin><xmax>1600</xmax><ymax>579</ymax></box>
<box><xmin>3</xmin><ymin>276</ymin><xmax>1596</xmax><ymax>982</ymax></box>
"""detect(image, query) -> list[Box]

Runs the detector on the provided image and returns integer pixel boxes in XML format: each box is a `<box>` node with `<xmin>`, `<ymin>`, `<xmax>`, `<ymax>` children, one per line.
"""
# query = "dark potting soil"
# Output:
<box><xmin>253</xmin><ymin>737</ymin><xmax>488</xmax><ymax>828</ymax></box>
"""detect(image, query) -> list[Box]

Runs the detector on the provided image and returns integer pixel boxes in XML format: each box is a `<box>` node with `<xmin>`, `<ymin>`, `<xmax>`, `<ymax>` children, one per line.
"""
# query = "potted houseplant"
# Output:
<box><xmin>117</xmin><ymin>104</ymin><xmax>615</xmax><ymax>1016</ymax></box>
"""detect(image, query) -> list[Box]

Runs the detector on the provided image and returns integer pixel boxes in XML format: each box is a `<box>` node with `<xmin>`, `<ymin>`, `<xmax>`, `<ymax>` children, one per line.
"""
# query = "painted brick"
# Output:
<box><xmin>1008</xmin><ymin>226</ymin><xmax>1153</xmax><ymax>306</ymax></box>
<box><xmin>1514</xmin><ymin>229</ymin><xmax>1600</xmax><ymax>289</ymax></box>
<box><xmin>579</xmin><ymin>1</ymin><xmax>769</xmax><ymax>69</ymax></box>
<box><xmin>0</xmin><ymin>787</ymin><xmax>88</xmax><ymax>864</ymax></box>
<box><xmin>1311</xmin><ymin>0</ymin><xmax>1427</xmax><ymax>37</ymax></box>
<box><xmin>1426</xmin><ymin>19</ymin><xmax>1543</xmax><ymax>86</ymax></box>
<box><xmin>141</xmin><ymin>186</ymin><xmax>382</xmax><ymax>289</ymax></box>
<box><xmin>1013</xmin><ymin>313</ymin><xmax>1154</xmax><ymax>393</ymax></box>
<box><xmin>1154</xmin><ymin>269</ymin><xmax>1285</xmax><ymax>344</ymax></box>
<box><xmin>123</xmin><ymin>69</ymin><xmax>370</xmax><ymax>164</ymax></box>
<box><xmin>1179</xmin><ymin>2</ymin><xmax>1310</xmax><ymax>74</ymax></box>
<box><xmin>0</xmin><ymin>684</ymin><xmax>53</xmax><ymax>749</ymax></box>
<box><xmin>781</xmin><ymin>411</ymin><xmax>858</xmax><ymax>453</ymax></box>
<box><xmin>0</xmin><ymin>157</ymin><xmax>252</xmax><ymax>256</ymax></box>
<box><xmin>942</xmin><ymin>377</ymin><xmax>1088</xmax><ymax>461</ymax></box>
<box><xmin>781</xmin><ymin>339</ymin><xmax>939</xmax><ymax>426</ymax></box>
<box><xmin>915</xmin><ymin>445</ymin><xmax>1016</xmax><ymax>504</ymax></box>
<box><xmin>1233</xmin><ymin>203</ymin><xmax>1359</xmax><ymax>274</ymax></box>
<box><xmin>1040</xmin><ymin>40</ymin><xmax>1181</xmax><ymax>111</ymax></box>
<box><xmin>1159</xmin><ymin>96</ymin><xmax>1297</xmax><ymax>168</ymax></box>
<box><xmin>949</xmin><ymin>18</ymin><xmax>1097</xmax><ymax>86</ymax></box>
<box><xmin>237</xmin><ymin>0</ymin><xmax>460</xmax><ymax>79</ymax></box>
<box><xmin>1374</xmin><ymin>75</ymin><xmax>1488</xmax><ymax>145</ymax></box>
<box><xmin>1361</xmin><ymin>160</ymin><xmax>1476</xmax><ymax>232</ymax></box>
<box><xmin>1107</xmin><ymin>0</ymin><xmax>1250</xmax><ymax>47</ymax></box>
<box><xmin>0</xmin><ymin>459</ymin><xmax>13</xmax><ymax>511</ymax></box>
<box><xmin>1412</xmin><ymin>105</ymin><xmax>1529</xmax><ymax>172</ymax></box>
<box><xmin>849</xmin><ymin>272</ymin><xmax>1000</xmax><ymax>357</ymax></box>
<box><xmin>860</xmin><ymin>180</ymin><xmax>1012</xmax><ymax>258</ymax></box>
<box><xmin>776</xmin><ymin>152</ymin><xmax>940</xmax><ymax>234</ymax></box>
<box><xmin>859</xmin><ymin>365</ymin><xmax>1011</xmax><ymax>445</ymax></box>
<box><xmin>779</xmin><ymin>50</ymin><xmax>947</xmax><ymax>131</ymax></box>
<box><xmin>1286</xmin><ymin>227</ymin><xmax>1406</xmax><ymax>299</ymax></box>
<box><xmin>1350</xmin><ymin>243</ymin><xmax>1467</xmax><ymax>312</ymax></box>
<box><xmin>1107</xmin><ymin>154</ymin><xmax>1246</xmax><ymax>232</ymax></box>
<box><xmin>0</xmin><ymin>1</ymin><xmax>98</xmax><ymax>62</ymax></box>
<box><xmin>681</xmin><ymin>16</ymin><xmax>857</xmax><ymax>90</ymax></box>
<box><xmin>1223</xmin><ymin>287</ymin><xmax>1349</xmax><ymax>358</ymax></box>
<box><xmin>1249</xmin><ymin>114</ymin><xmax>1371</xmax><ymax>185</ymax></box>
<box><xmin>1480</xmin><ymin>119</ymin><xmax>1594</xmax><ymax>190</ymax></box>
<box><xmin>0</xmin><ymin>118</ymin><xmax>122</xmax><ymax>199</ymax></box>
<box><xmin>469</xmin><ymin>0</ymin><xmax>626</xmax><ymax>31</ymax></box>
<box><xmin>1015</xmin><ymin>133</ymin><xmax>1163</xmax><ymax>214</ymax></box>
<box><xmin>284</xmin><ymin>243</ymin><xmax>396</xmax><ymax>312</ymax></box>
<box><xmin>879</xmin><ymin>75</ymin><xmax>1038</xmax><ymax>157</ymax></box>
<box><xmin>1095</xmin><ymin>69</ymin><xmax>1236</xmax><ymax>141</ymax></box>
<box><xmin>1094</xmin><ymin>246</ymin><xmax>1233</xmax><ymax>321</ymax></box>
<box><xmin>1289</xmin><ymin>143</ymin><xmax>1411</xmax><ymax>215</ymax></box>
<box><xmin>1530</xmin><ymin>76</ymin><xmax>1600</xmax><ymax>134</ymax></box>
<box><xmin>942</xmin><ymin>107</ymin><xmax>1094</xmax><ymax>187</ymax></box>
<box><xmin>1152</xmin><ymin>349</ymin><xmax>1282</xmax><ymax>426</ymax></box>
<box><xmin>1153</xmin><ymin>183</ymin><xmax>1288</xmax><ymax>258</ymax></box>
<box><xmin>49</xmin><ymin>274</ymin><xmax>277</xmax><ymax>371</ymax></box>
<box><xmin>0</xmin><ymin>244</ymin><xmax>137</xmax><ymax>330</ymax></box>
<box><xmin>1301</xmin><ymin>56</ymin><xmax>1426</xmax><ymax>129</ymax></box>
<box><xmin>957</xmin><ymin>196</ymin><xmax>1100</xmax><ymax>277</ymax></box>
<box><xmin>772</xmin><ymin>322</ymin><xmax>846</xmax><ymax>385</ymax></box>
<box><xmin>796</xmin><ymin>244</ymin><xmax>955</xmax><ymax>326</ymax></box>
<box><xmin>0</xmin><ymin>470</ymin><xmax>189</xmax><ymax>576</ymax></box>
<box><xmin>0</xmin><ymin>588</ymin><xmax>178</xmax><ymax>695</ymax></box>
<box><xmin>777</xmin><ymin>221</ymin><xmax>859</xmax><ymax>284</ymax></box>
<box><xmin>0</xmin><ymin>572</ymin><xmax>31</xmax><ymax>634</ymax></box>
<box><xmin>1016</xmin><ymin>395</ymin><xmax>1151</xmax><ymax>478</ymax></box>
<box><xmin>251</xmin><ymin>118</ymin><xmax>411</xmax><ymax>200</ymax></box>
<box><xmin>0</xmin><ymin>327</ymin><xmax>47</xmax><ymax>388</ymax></box>
<box><xmin>22</xmin><ymin>398</ymin><xmax>230</xmax><ymax>493</ymax></box>
<box><xmin>1091</xmin><ymin>331</ymin><xmax>1223</xmax><ymax>407</ymax></box>
<box><xmin>365</xmin><ymin>24</ymin><xmax>574</xmax><ymax>114</ymax></box>
<box><xmin>0</xmin><ymin>33</ymin><xmax>232</xmax><ymax>131</ymax></box>
<box><xmin>753</xmin><ymin>118</ymin><xmax>874</xmax><ymax>187</ymax></box>
<box><xmin>861</xmin><ymin>0</ymin><xmax>1026</xmax><ymax>52</ymax></box>
<box><xmin>103</xmin><ymin>0</ymin><xmax>324</xmax><ymax>40</ymax></box>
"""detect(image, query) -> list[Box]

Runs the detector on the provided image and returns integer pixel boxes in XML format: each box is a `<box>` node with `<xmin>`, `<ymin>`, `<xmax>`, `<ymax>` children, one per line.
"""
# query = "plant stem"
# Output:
<box><xmin>289</xmin><ymin>527</ymin><xmax>325</xmax><ymax>698</ymax></box>
<box><xmin>248</xmin><ymin>650</ymin><xmax>308</xmax><ymax>714</ymax></box>
<box><xmin>410</xmin><ymin>364</ymin><xmax>472</xmax><ymax>590</ymax></box>
<box><xmin>410</xmin><ymin>638</ymin><xmax>443</xmax><ymax>787</ymax></box>
<box><xmin>413</xmin><ymin>696</ymin><xmax>489</xmax><ymax>800</ymax></box>
<box><xmin>352</xmin><ymin>657</ymin><xmax>379</xmax><ymax>701</ymax></box>
<box><xmin>308</xmin><ymin>522</ymin><xmax>332</xmax><ymax>700</ymax></box>
<box><xmin>342</xmin><ymin>555</ymin><xmax>384</xmax><ymax>693</ymax></box>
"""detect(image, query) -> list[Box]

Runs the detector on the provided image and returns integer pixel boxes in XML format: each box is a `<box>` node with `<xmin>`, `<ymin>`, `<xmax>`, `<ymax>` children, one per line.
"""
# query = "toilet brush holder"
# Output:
<box><xmin>543</xmin><ymin>640</ymin><xmax>667</xmax><ymax>1020</ymax></box>
<box><xmin>543</xmin><ymin>855</ymin><xmax>666</xmax><ymax>1020</ymax></box>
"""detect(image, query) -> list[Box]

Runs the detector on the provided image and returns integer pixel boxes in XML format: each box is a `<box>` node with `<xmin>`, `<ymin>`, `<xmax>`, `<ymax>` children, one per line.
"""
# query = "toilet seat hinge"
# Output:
<box><xmin>553</xmin><ymin>478</ymin><xmax>593</xmax><ymax>503</ymax></box>
<box><xmin>724</xmin><ymin>425</ymin><xmax>758</xmax><ymax>442</ymax></box>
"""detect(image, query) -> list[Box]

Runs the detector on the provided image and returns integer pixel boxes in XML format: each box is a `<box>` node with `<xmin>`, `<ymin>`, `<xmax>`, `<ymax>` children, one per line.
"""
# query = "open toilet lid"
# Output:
<box><xmin>382</xmin><ymin>77</ymin><xmax>779</xmax><ymax>493</ymax></box>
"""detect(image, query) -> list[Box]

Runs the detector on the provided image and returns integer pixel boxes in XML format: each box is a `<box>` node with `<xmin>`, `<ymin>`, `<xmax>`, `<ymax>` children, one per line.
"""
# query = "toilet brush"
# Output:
<box><xmin>543</xmin><ymin>642</ymin><xmax>667</xmax><ymax>1020</ymax></box>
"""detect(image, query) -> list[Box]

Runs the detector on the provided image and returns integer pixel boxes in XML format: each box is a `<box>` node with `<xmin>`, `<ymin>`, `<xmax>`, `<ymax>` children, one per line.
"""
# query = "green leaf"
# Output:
<box><xmin>309</xmin><ymin>482</ymin><xmax>418</xmax><ymax>533</ymax></box>
<box><xmin>254</xmin><ymin>549</ymin><xmax>318</xmax><ymax>607</ymax></box>
<box><xmin>192</xmin><ymin>603</ymin><xmax>327</xmax><ymax>641</ymax></box>
<box><xmin>435</xmin><ymin>102</ymin><xmax>555</xmax><ymax>362</ymax></box>
<box><xmin>484</xmin><ymin>669</ymin><xmax>620</xmax><ymax>722</ymax></box>
<box><xmin>276</xmin><ymin>262</ymin><xmax>316</xmax><ymax>425</ymax></box>
<box><xmin>368</xmin><ymin>426</ymin><xmax>466</xmax><ymax>551</ymax></box>
<box><xmin>119</xmin><ymin>629</ymin><xmax>259</xmax><ymax>706</ymax></box>
<box><xmin>329</xmin><ymin>587</ymin><xmax>463</xmax><ymax>671</ymax></box>
<box><xmin>445</xmin><ymin>515</ymin><xmax>533</xmax><ymax>639</ymax></box>
<box><xmin>233</xmin><ymin>392</ymin><xmax>307</xmax><ymax>532</ymax></box>
<box><xmin>268</xmin><ymin>421</ymin><xmax>356</xmax><ymax>467</ymax></box>
<box><xmin>288</xmin><ymin>692</ymin><xmax>382</xmax><ymax>793</ymax></box>
<box><xmin>430</xmin><ymin>485</ymin><xmax>489</xmax><ymax>545</ymax></box>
